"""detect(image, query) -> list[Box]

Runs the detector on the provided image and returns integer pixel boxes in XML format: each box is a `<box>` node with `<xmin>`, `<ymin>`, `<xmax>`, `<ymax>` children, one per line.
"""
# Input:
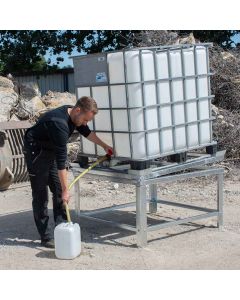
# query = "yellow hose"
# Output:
<box><xmin>65</xmin><ymin>203</ymin><xmax>72</xmax><ymax>223</ymax></box>
<box><xmin>64</xmin><ymin>155</ymin><xmax>109</xmax><ymax>223</ymax></box>
<box><xmin>68</xmin><ymin>155</ymin><xmax>108</xmax><ymax>190</ymax></box>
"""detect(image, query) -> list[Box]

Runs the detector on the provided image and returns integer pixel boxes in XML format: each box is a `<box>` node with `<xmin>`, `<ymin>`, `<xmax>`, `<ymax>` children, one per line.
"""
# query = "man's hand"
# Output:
<box><xmin>87</xmin><ymin>133</ymin><xmax>115</xmax><ymax>156</ymax></box>
<box><xmin>103</xmin><ymin>145</ymin><xmax>114</xmax><ymax>156</ymax></box>
<box><xmin>62</xmin><ymin>189</ymin><xmax>70</xmax><ymax>204</ymax></box>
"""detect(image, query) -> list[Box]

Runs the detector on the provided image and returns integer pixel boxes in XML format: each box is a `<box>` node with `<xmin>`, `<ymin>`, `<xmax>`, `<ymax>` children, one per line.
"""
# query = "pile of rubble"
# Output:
<box><xmin>209</xmin><ymin>45</ymin><xmax>240</xmax><ymax>111</ymax></box>
<box><xmin>132</xmin><ymin>30</ymin><xmax>197</xmax><ymax>47</ymax></box>
<box><xmin>0</xmin><ymin>77</ymin><xmax>77</xmax><ymax>123</ymax></box>
<box><xmin>212</xmin><ymin>104</ymin><xmax>240</xmax><ymax>160</ymax></box>
<box><xmin>0</xmin><ymin>76</ymin><xmax>80</xmax><ymax>162</ymax></box>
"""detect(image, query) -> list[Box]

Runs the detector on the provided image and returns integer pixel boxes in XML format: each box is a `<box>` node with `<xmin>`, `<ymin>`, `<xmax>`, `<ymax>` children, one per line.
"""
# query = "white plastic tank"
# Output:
<box><xmin>74</xmin><ymin>45</ymin><xmax>212</xmax><ymax>160</ymax></box>
<box><xmin>54</xmin><ymin>222</ymin><xmax>81</xmax><ymax>260</ymax></box>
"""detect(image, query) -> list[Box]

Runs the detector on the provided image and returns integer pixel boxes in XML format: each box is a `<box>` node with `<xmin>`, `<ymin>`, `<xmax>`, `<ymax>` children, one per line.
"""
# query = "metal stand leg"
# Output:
<box><xmin>217</xmin><ymin>173</ymin><xmax>224</xmax><ymax>230</ymax></box>
<box><xmin>74</xmin><ymin>180</ymin><xmax>81</xmax><ymax>217</ymax></box>
<box><xmin>136</xmin><ymin>183</ymin><xmax>147</xmax><ymax>247</ymax></box>
<box><xmin>149</xmin><ymin>183</ymin><xmax>158</xmax><ymax>213</ymax></box>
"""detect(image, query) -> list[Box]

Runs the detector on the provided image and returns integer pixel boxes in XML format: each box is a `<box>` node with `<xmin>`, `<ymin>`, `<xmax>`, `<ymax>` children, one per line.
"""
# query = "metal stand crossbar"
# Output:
<box><xmin>71</xmin><ymin>151</ymin><xmax>224</xmax><ymax>247</ymax></box>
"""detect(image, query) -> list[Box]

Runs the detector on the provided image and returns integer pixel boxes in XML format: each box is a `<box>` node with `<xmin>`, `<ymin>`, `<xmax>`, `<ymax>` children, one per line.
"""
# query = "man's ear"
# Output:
<box><xmin>75</xmin><ymin>107</ymin><xmax>81</xmax><ymax>113</ymax></box>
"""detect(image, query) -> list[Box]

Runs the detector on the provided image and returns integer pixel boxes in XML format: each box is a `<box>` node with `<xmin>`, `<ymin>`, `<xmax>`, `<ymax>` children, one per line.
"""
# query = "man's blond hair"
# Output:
<box><xmin>75</xmin><ymin>96</ymin><xmax>98</xmax><ymax>114</ymax></box>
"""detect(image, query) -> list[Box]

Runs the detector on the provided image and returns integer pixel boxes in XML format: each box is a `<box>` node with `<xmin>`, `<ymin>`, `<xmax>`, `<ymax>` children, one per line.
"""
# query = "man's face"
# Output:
<box><xmin>72</xmin><ymin>107</ymin><xmax>95</xmax><ymax>126</ymax></box>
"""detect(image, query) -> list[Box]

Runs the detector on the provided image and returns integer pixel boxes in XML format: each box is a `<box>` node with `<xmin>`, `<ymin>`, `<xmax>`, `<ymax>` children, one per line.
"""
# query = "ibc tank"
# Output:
<box><xmin>71</xmin><ymin>44</ymin><xmax>214</xmax><ymax>161</ymax></box>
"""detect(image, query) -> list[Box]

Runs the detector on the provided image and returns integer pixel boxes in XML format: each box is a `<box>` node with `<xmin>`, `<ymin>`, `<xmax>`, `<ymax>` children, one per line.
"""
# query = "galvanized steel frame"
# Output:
<box><xmin>71</xmin><ymin>151</ymin><xmax>224</xmax><ymax>247</ymax></box>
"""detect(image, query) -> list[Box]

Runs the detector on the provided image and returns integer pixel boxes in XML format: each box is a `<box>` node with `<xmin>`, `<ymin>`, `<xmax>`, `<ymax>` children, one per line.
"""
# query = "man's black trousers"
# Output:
<box><xmin>23</xmin><ymin>138</ymin><xmax>67</xmax><ymax>240</ymax></box>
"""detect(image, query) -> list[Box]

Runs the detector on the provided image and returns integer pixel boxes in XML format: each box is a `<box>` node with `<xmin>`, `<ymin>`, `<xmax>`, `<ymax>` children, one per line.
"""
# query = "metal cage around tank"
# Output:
<box><xmin>71</xmin><ymin>43</ymin><xmax>215</xmax><ymax>161</ymax></box>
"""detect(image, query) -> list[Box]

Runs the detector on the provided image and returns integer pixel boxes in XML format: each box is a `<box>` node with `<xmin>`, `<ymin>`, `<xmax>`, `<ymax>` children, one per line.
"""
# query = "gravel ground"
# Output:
<box><xmin>0</xmin><ymin>165</ymin><xmax>240</xmax><ymax>270</ymax></box>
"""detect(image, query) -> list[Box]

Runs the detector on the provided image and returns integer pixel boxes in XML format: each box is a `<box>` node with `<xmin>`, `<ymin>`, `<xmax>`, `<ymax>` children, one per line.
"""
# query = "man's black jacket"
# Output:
<box><xmin>25</xmin><ymin>105</ymin><xmax>91</xmax><ymax>170</ymax></box>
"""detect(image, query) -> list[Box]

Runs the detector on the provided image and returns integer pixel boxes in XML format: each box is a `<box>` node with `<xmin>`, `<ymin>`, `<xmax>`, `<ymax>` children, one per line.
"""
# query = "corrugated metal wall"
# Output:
<box><xmin>15</xmin><ymin>71</ymin><xmax>75</xmax><ymax>95</ymax></box>
<box><xmin>67</xmin><ymin>73</ymin><xmax>75</xmax><ymax>94</ymax></box>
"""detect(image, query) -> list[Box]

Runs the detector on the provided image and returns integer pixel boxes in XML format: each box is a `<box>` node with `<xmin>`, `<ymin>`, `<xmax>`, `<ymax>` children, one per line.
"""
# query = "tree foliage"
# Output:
<box><xmin>0</xmin><ymin>30</ymin><xmax>137</xmax><ymax>75</ymax></box>
<box><xmin>0</xmin><ymin>30</ymin><xmax>239</xmax><ymax>75</ymax></box>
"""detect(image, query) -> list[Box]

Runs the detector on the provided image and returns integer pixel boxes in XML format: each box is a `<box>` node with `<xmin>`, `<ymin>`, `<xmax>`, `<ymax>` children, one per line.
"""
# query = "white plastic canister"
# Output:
<box><xmin>54</xmin><ymin>222</ymin><xmax>81</xmax><ymax>260</ymax></box>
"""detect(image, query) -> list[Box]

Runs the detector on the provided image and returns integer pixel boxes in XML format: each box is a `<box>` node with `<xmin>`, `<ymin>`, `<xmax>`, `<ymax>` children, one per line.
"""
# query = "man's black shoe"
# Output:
<box><xmin>41</xmin><ymin>238</ymin><xmax>55</xmax><ymax>249</ymax></box>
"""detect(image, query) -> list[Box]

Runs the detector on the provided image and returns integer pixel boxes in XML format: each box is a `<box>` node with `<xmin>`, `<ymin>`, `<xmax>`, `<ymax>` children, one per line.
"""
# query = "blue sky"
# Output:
<box><xmin>44</xmin><ymin>47</ymin><xmax>85</xmax><ymax>68</ymax></box>
<box><xmin>231</xmin><ymin>32</ymin><xmax>240</xmax><ymax>44</ymax></box>
<box><xmin>44</xmin><ymin>32</ymin><xmax>240</xmax><ymax>68</ymax></box>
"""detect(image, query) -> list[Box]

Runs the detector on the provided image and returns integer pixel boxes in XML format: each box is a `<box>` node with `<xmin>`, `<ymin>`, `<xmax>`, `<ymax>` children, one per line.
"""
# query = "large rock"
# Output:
<box><xmin>0</xmin><ymin>76</ymin><xmax>14</xmax><ymax>89</ymax></box>
<box><xmin>0</xmin><ymin>91</ymin><xmax>18</xmax><ymax>122</ymax></box>
<box><xmin>0</xmin><ymin>77</ymin><xmax>18</xmax><ymax>122</ymax></box>
<box><xmin>41</xmin><ymin>90</ymin><xmax>76</xmax><ymax>108</ymax></box>
<box><xmin>19</xmin><ymin>82</ymin><xmax>41</xmax><ymax>100</ymax></box>
<box><xmin>14</xmin><ymin>96</ymin><xmax>46</xmax><ymax>120</ymax></box>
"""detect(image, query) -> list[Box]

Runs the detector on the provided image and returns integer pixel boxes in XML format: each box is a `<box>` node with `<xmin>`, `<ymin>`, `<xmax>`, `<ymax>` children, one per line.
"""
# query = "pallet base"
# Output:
<box><xmin>206</xmin><ymin>144</ymin><xmax>218</xmax><ymax>155</ymax></box>
<box><xmin>168</xmin><ymin>152</ymin><xmax>187</xmax><ymax>163</ymax></box>
<box><xmin>76</xmin><ymin>143</ymin><xmax>219</xmax><ymax>170</ymax></box>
